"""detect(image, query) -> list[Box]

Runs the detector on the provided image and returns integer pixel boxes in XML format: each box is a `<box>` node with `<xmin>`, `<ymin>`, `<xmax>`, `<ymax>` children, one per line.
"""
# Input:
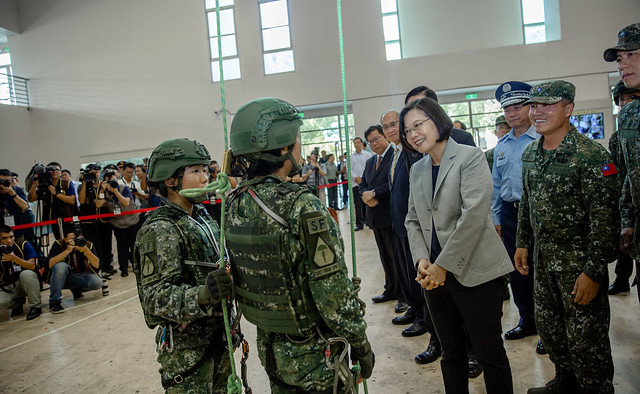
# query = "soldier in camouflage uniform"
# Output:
<box><xmin>484</xmin><ymin>115</ymin><xmax>510</xmax><ymax>172</ymax></box>
<box><xmin>604</xmin><ymin>23</ymin><xmax>640</xmax><ymax>303</ymax></box>
<box><xmin>225</xmin><ymin>97</ymin><xmax>374</xmax><ymax>393</ymax></box>
<box><xmin>132</xmin><ymin>138</ymin><xmax>233</xmax><ymax>393</ymax></box>
<box><xmin>514</xmin><ymin>81</ymin><xmax>619</xmax><ymax>394</ymax></box>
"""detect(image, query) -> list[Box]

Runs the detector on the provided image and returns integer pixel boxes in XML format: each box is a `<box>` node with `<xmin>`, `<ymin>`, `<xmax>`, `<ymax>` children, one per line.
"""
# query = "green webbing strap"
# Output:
<box><xmin>337</xmin><ymin>1</ymin><xmax>368</xmax><ymax>393</ymax></box>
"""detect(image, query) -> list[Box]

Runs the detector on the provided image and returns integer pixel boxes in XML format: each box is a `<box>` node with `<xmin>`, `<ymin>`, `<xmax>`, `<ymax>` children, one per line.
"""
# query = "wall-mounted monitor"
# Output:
<box><xmin>570</xmin><ymin>112</ymin><xmax>604</xmax><ymax>140</ymax></box>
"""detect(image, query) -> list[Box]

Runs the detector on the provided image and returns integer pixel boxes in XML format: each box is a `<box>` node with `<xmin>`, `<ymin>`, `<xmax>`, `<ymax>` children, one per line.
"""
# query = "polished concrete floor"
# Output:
<box><xmin>0</xmin><ymin>209</ymin><xmax>638</xmax><ymax>393</ymax></box>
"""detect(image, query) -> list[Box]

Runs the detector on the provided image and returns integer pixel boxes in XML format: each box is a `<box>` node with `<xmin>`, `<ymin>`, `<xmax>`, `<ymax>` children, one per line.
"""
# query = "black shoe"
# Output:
<box><xmin>527</xmin><ymin>367</ymin><xmax>579</xmax><ymax>394</ymax></box>
<box><xmin>415</xmin><ymin>344</ymin><xmax>441</xmax><ymax>364</ymax></box>
<box><xmin>72</xmin><ymin>290</ymin><xmax>84</xmax><ymax>300</ymax></box>
<box><xmin>608</xmin><ymin>281</ymin><xmax>630</xmax><ymax>295</ymax></box>
<box><xmin>371</xmin><ymin>293</ymin><xmax>395</xmax><ymax>303</ymax></box>
<box><xmin>402</xmin><ymin>322</ymin><xmax>428</xmax><ymax>337</ymax></box>
<box><xmin>10</xmin><ymin>305</ymin><xmax>24</xmax><ymax>317</ymax></box>
<box><xmin>50</xmin><ymin>303</ymin><xmax>65</xmax><ymax>314</ymax></box>
<box><xmin>103</xmin><ymin>267</ymin><xmax>117</xmax><ymax>274</ymax></box>
<box><xmin>392</xmin><ymin>313</ymin><xmax>415</xmax><ymax>325</ymax></box>
<box><xmin>536</xmin><ymin>339</ymin><xmax>547</xmax><ymax>355</ymax></box>
<box><xmin>354</xmin><ymin>225</ymin><xmax>363</xmax><ymax>231</ymax></box>
<box><xmin>121</xmin><ymin>271</ymin><xmax>129</xmax><ymax>277</ymax></box>
<box><xmin>26</xmin><ymin>307</ymin><xmax>42</xmax><ymax>321</ymax></box>
<box><xmin>468</xmin><ymin>356</ymin><xmax>483</xmax><ymax>378</ymax></box>
<box><xmin>395</xmin><ymin>301</ymin><xmax>410</xmax><ymax>313</ymax></box>
<box><xmin>504</xmin><ymin>325</ymin><xmax>537</xmax><ymax>340</ymax></box>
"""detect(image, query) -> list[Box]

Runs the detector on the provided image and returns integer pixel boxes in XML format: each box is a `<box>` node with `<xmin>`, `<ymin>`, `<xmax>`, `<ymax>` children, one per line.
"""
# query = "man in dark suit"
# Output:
<box><xmin>360</xmin><ymin>125</ymin><xmax>401</xmax><ymax>307</ymax></box>
<box><xmin>405</xmin><ymin>86</ymin><xmax>476</xmax><ymax>147</ymax></box>
<box><xmin>382</xmin><ymin>110</ymin><xmax>442</xmax><ymax>366</ymax></box>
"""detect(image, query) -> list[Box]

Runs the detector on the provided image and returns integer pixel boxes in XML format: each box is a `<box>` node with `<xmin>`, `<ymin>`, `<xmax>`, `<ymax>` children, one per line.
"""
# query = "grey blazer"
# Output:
<box><xmin>405</xmin><ymin>138</ymin><xmax>513</xmax><ymax>287</ymax></box>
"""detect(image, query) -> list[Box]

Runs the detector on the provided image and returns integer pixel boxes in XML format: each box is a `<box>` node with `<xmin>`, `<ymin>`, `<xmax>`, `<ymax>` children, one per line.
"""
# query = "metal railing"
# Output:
<box><xmin>0</xmin><ymin>72</ymin><xmax>30</xmax><ymax>108</ymax></box>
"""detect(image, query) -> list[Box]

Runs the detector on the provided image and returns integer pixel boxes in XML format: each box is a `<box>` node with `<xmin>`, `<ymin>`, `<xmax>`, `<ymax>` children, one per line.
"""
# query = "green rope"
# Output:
<box><xmin>179</xmin><ymin>172</ymin><xmax>231</xmax><ymax>198</ymax></box>
<box><xmin>337</xmin><ymin>1</ymin><xmax>368</xmax><ymax>393</ymax></box>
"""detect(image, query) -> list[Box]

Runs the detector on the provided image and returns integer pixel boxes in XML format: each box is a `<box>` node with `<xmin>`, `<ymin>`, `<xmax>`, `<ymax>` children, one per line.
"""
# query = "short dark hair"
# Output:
<box><xmin>135</xmin><ymin>164</ymin><xmax>146</xmax><ymax>173</ymax></box>
<box><xmin>453</xmin><ymin>120</ymin><xmax>467</xmax><ymax>130</ymax></box>
<box><xmin>122</xmin><ymin>162</ymin><xmax>135</xmax><ymax>171</ymax></box>
<box><xmin>47</xmin><ymin>162</ymin><xmax>62</xmax><ymax>169</ymax></box>
<box><xmin>0</xmin><ymin>169</ymin><xmax>12</xmax><ymax>177</ymax></box>
<box><xmin>0</xmin><ymin>224</ymin><xmax>13</xmax><ymax>234</ymax></box>
<box><xmin>400</xmin><ymin>97</ymin><xmax>452</xmax><ymax>151</ymax></box>
<box><xmin>405</xmin><ymin>86</ymin><xmax>438</xmax><ymax>104</ymax></box>
<box><xmin>327</xmin><ymin>154</ymin><xmax>334</xmax><ymax>160</ymax></box>
<box><xmin>364</xmin><ymin>125</ymin><xmax>383</xmax><ymax>142</ymax></box>
<box><xmin>62</xmin><ymin>169</ymin><xmax>71</xmax><ymax>176</ymax></box>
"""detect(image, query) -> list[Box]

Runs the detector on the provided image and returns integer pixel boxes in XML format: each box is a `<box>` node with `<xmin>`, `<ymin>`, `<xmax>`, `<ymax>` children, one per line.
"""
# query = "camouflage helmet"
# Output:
<box><xmin>147</xmin><ymin>138</ymin><xmax>210</xmax><ymax>182</ymax></box>
<box><xmin>612</xmin><ymin>79</ymin><xmax>640</xmax><ymax>106</ymax></box>
<box><xmin>230</xmin><ymin>97</ymin><xmax>302</xmax><ymax>161</ymax></box>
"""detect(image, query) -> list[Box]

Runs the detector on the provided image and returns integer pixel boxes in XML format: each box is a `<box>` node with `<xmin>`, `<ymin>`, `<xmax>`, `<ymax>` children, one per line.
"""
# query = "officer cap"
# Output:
<box><xmin>495</xmin><ymin>81</ymin><xmax>532</xmax><ymax>108</ymax></box>
<box><xmin>603</xmin><ymin>23</ymin><xmax>640</xmax><ymax>62</ymax></box>
<box><xmin>147</xmin><ymin>139</ymin><xmax>210</xmax><ymax>182</ymax></box>
<box><xmin>524</xmin><ymin>80</ymin><xmax>575</xmax><ymax>105</ymax></box>
<box><xmin>495</xmin><ymin>115</ymin><xmax>508</xmax><ymax>126</ymax></box>
<box><xmin>86</xmin><ymin>163</ymin><xmax>101</xmax><ymax>171</ymax></box>
<box><xmin>230</xmin><ymin>97</ymin><xmax>302</xmax><ymax>159</ymax></box>
<box><xmin>104</xmin><ymin>164</ymin><xmax>118</xmax><ymax>171</ymax></box>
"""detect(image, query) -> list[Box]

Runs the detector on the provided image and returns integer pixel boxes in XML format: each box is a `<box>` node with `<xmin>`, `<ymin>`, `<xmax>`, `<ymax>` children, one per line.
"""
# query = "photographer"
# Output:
<box><xmin>47</xmin><ymin>227</ymin><xmax>102</xmax><ymax>313</ymax></box>
<box><xmin>0</xmin><ymin>224</ymin><xmax>42</xmax><ymax>320</ymax></box>
<box><xmin>102</xmin><ymin>171</ymin><xmax>136</xmax><ymax>277</ymax></box>
<box><xmin>120</xmin><ymin>162</ymin><xmax>147</xmax><ymax>209</ymax></box>
<box><xmin>27</xmin><ymin>162</ymin><xmax>77</xmax><ymax>240</ymax></box>
<box><xmin>78</xmin><ymin>164</ymin><xmax>116</xmax><ymax>275</ymax></box>
<box><xmin>0</xmin><ymin>169</ymin><xmax>30</xmax><ymax>241</ymax></box>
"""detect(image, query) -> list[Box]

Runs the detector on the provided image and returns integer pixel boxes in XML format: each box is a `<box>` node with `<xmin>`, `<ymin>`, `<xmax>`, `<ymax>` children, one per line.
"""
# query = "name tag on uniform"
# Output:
<box><xmin>306</xmin><ymin>216</ymin><xmax>328</xmax><ymax>235</ymax></box>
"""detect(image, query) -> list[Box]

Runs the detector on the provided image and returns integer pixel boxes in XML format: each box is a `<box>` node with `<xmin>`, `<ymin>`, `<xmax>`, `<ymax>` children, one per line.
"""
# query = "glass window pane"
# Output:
<box><xmin>382</xmin><ymin>15</ymin><xmax>400</xmax><ymax>41</ymax></box>
<box><xmin>380</xmin><ymin>0</ymin><xmax>397</xmax><ymax>14</ymax></box>
<box><xmin>207</xmin><ymin>9</ymin><xmax>235</xmax><ymax>37</ymax></box>
<box><xmin>262</xmin><ymin>26</ymin><xmax>291</xmax><ymax>51</ymax></box>
<box><xmin>0</xmin><ymin>52</ymin><xmax>11</xmax><ymax>67</ymax></box>
<box><xmin>441</xmin><ymin>102</ymin><xmax>470</xmax><ymax>117</ymax></box>
<box><xmin>385</xmin><ymin>42</ymin><xmax>401</xmax><ymax>61</ymax></box>
<box><xmin>211</xmin><ymin>57</ymin><xmax>241</xmax><ymax>82</ymax></box>
<box><xmin>205</xmin><ymin>0</ymin><xmax>234</xmax><ymax>9</ymax></box>
<box><xmin>522</xmin><ymin>0</ymin><xmax>545</xmax><ymax>24</ymax></box>
<box><xmin>471</xmin><ymin>99</ymin><xmax>501</xmax><ymax>114</ymax></box>
<box><xmin>210</xmin><ymin>35</ymin><xmax>238</xmax><ymax>59</ymax></box>
<box><xmin>524</xmin><ymin>24</ymin><xmax>546</xmax><ymax>44</ymax></box>
<box><xmin>451</xmin><ymin>116</ymin><xmax>471</xmax><ymax>129</ymax></box>
<box><xmin>264</xmin><ymin>50</ymin><xmax>295</xmax><ymax>74</ymax></box>
<box><xmin>260</xmin><ymin>0</ymin><xmax>289</xmax><ymax>29</ymax></box>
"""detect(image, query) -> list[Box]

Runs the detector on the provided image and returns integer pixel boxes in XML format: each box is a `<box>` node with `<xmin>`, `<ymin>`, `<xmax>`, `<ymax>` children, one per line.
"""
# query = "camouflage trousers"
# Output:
<box><xmin>157</xmin><ymin>345</ymin><xmax>232</xmax><ymax>394</ymax></box>
<box><xmin>534</xmin><ymin>269</ymin><xmax>614</xmax><ymax>393</ymax></box>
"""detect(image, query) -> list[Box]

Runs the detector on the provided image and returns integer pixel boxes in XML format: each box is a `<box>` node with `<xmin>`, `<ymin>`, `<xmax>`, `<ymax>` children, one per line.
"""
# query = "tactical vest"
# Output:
<box><xmin>133</xmin><ymin>203</ymin><xmax>220</xmax><ymax>329</ymax></box>
<box><xmin>226</xmin><ymin>178</ymin><xmax>321</xmax><ymax>337</ymax></box>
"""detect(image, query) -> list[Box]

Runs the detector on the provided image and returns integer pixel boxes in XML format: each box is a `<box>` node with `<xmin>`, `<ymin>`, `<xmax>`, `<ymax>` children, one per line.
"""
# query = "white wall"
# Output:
<box><xmin>2</xmin><ymin>0</ymin><xmax>639</xmax><ymax>178</ymax></box>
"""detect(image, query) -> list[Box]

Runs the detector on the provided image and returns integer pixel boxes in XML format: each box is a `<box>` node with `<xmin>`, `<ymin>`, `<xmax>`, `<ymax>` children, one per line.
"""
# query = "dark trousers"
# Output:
<box><xmin>326</xmin><ymin>181</ymin><xmax>338</xmax><ymax>209</ymax></box>
<box><xmin>393</xmin><ymin>233</ymin><xmax>439</xmax><ymax>345</ymax></box>
<box><xmin>425</xmin><ymin>274</ymin><xmax>513</xmax><ymax>394</ymax></box>
<box><xmin>372</xmin><ymin>226</ymin><xmax>400</xmax><ymax>299</ymax></box>
<box><xmin>613</xmin><ymin>251</ymin><xmax>634</xmax><ymax>285</ymax></box>
<box><xmin>113</xmin><ymin>224</ymin><xmax>138</xmax><ymax>273</ymax></box>
<box><xmin>342</xmin><ymin>180</ymin><xmax>349</xmax><ymax>204</ymax></box>
<box><xmin>501</xmin><ymin>201</ymin><xmax>535</xmax><ymax>329</ymax></box>
<box><xmin>352</xmin><ymin>186</ymin><xmax>364</xmax><ymax>227</ymax></box>
<box><xmin>94</xmin><ymin>220</ymin><xmax>113</xmax><ymax>272</ymax></box>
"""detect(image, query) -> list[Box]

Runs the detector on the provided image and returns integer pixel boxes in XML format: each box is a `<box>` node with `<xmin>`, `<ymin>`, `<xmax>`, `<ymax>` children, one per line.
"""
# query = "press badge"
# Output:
<box><xmin>4</xmin><ymin>213</ymin><xmax>15</xmax><ymax>228</ymax></box>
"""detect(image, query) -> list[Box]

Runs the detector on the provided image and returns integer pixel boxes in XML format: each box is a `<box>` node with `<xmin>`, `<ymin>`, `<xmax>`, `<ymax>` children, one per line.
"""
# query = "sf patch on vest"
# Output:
<box><xmin>138</xmin><ymin>232</ymin><xmax>160</xmax><ymax>286</ymax></box>
<box><xmin>301</xmin><ymin>211</ymin><xmax>338</xmax><ymax>278</ymax></box>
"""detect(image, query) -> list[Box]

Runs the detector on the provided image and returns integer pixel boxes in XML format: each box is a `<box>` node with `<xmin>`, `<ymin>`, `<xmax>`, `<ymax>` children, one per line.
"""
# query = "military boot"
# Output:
<box><xmin>527</xmin><ymin>367</ymin><xmax>579</xmax><ymax>394</ymax></box>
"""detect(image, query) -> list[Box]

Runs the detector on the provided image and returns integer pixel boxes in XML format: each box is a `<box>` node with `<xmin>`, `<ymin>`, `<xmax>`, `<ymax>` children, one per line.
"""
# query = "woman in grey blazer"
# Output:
<box><xmin>401</xmin><ymin>98</ymin><xmax>514</xmax><ymax>394</ymax></box>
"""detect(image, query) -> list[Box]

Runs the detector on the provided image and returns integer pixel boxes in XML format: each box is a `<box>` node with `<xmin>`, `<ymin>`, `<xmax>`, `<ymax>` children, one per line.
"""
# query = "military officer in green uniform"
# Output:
<box><xmin>485</xmin><ymin>115</ymin><xmax>510</xmax><ymax>172</ymax></box>
<box><xmin>225</xmin><ymin>97</ymin><xmax>374</xmax><ymax>393</ymax></box>
<box><xmin>604</xmin><ymin>23</ymin><xmax>640</xmax><ymax>303</ymax></box>
<box><xmin>133</xmin><ymin>138</ymin><xmax>233</xmax><ymax>393</ymax></box>
<box><xmin>514</xmin><ymin>81</ymin><xmax>619</xmax><ymax>393</ymax></box>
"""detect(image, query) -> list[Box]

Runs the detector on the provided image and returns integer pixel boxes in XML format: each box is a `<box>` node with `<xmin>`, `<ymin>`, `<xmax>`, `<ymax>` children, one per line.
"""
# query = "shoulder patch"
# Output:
<box><xmin>301</xmin><ymin>210</ymin><xmax>338</xmax><ymax>276</ymax></box>
<box><xmin>137</xmin><ymin>231</ymin><xmax>159</xmax><ymax>283</ymax></box>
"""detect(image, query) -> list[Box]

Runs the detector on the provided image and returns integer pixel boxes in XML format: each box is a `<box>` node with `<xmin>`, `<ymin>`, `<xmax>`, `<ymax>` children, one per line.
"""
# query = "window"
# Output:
<box><xmin>205</xmin><ymin>0</ymin><xmax>241</xmax><ymax>82</ymax></box>
<box><xmin>521</xmin><ymin>0</ymin><xmax>546</xmax><ymax>44</ymax></box>
<box><xmin>259</xmin><ymin>0</ymin><xmax>295</xmax><ymax>75</ymax></box>
<box><xmin>0</xmin><ymin>51</ymin><xmax>13</xmax><ymax>105</ymax></box>
<box><xmin>441</xmin><ymin>98</ymin><xmax>503</xmax><ymax>150</ymax></box>
<box><xmin>380</xmin><ymin>0</ymin><xmax>401</xmax><ymax>60</ymax></box>
<box><xmin>299</xmin><ymin>114</ymin><xmax>355</xmax><ymax>159</ymax></box>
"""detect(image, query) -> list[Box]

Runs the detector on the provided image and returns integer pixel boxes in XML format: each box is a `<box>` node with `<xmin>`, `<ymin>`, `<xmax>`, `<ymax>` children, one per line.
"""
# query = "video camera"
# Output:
<box><xmin>30</xmin><ymin>164</ymin><xmax>54</xmax><ymax>186</ymax></box>
<box><xmin>80</xmin><ymin>170</ymin><xmax>98</xmax><ymax>183</ymax></box>
<box><xmin>0</xmin><ymin>245</ymin><xmax>13</xmax><ymax>255</ymax></box>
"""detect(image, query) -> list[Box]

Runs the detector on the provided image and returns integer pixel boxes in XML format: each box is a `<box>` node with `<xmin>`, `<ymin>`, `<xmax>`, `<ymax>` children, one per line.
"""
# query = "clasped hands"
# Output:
<box><xmin>361</xmin><ymin>191</ymin><xmax>378</xmax><ymax>207</ymax></box>
<box><xmin>415</xmin><ymin>259</ymin><xmax>446</xmax><ymax>290</ymax></box>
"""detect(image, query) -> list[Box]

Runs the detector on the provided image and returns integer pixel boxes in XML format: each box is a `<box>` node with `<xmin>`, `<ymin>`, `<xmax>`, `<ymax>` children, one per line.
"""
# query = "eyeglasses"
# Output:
<box><xmin>403</xmin><ymin>118</ymin><xmax>431</xmax><ymax>137</ymax></box>
<box><xmin>367</xmin><ymin>135</ymin><xmax>385</xmax><ymax>145</ymax></box>
<box><xmin>382</xmin><ymin>121</ymin><xmax>399</xmax><ymax>131</ymax></box>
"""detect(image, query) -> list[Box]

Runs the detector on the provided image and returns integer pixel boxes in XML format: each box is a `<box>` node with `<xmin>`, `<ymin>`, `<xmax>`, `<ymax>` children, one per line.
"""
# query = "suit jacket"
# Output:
<box><xmin>405</xmin><ymin>139</ymin><xmax>512</xmax><ymax>287</ymax></box>
<box><xmin>389</xmin><ymin>147</ymin><xmax>422</xmax><ymax>237</ymax></box>
<box><xmin>360</xmin><ymin>147</ymin><xmax>393</xmax><ymax>228</ymax></box>
<box><xmin>451</xmin><ymin>128</ymin><xmax>476</xmax><ymax>147</ymax></box>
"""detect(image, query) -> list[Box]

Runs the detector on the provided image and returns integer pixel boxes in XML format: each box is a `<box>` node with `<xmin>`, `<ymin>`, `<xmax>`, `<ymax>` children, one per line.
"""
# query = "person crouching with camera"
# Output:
<box><xmin>47</xmin><ymin>227</ymin><xmax>102</xmax><ymax>313</ymax></box>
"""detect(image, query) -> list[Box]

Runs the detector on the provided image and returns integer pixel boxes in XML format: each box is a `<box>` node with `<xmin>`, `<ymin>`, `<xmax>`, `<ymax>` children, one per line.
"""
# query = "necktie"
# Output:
<box><xmin>390</xmin><ymin>147</ymin><xmax>400</xmax><ymax>182</ymax></box>
<box><xmin>375</xmin><ymin>154</ymin><xmax>382</xmax><ymax>171</ymax></box>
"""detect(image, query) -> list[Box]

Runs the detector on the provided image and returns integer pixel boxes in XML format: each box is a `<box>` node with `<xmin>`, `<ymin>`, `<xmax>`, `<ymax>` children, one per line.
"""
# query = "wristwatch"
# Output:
<box><xmin>371</xmin><ymin>189</ymin><xmax>376</xmax><ymax>197</ymax></box>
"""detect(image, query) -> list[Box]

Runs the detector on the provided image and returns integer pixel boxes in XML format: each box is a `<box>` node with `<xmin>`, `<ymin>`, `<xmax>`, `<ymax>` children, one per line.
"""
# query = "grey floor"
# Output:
<box><xmin>0</xmin><ymin>209</ymin><xmax>638</xmax><ymax>393</ymax></box>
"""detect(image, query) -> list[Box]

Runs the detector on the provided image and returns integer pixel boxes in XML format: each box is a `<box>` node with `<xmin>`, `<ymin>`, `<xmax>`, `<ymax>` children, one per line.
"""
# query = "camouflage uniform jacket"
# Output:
<box><xmin>134</xmin><ymin>201</ymin><xmax>224</xmax><ymax>350</ymax></box>
<box><xmin>485</xmin><ymin>147</ymin><xmax>495</xmax><ymax>173</ymax></box>
<box><xmin>617</xmin><ymin>100</ymin><xmax>640</xmax><ymax>257</ymax></box>
<box><xmin>516</xmin><ymin>127</ymin><xmax>619</xmax><ymax>281</ymax></box>
<box><xmin>226</xmin><ymin>176</ymin><xmax>368</xmax><ymax>389</ymax></box>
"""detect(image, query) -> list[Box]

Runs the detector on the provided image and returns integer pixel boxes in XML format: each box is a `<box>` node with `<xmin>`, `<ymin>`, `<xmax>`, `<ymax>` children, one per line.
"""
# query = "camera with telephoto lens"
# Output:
<box><xmin>75</xmin><ymin>237</ymin><xmax>87</xmax><ymax>247</ymax></box>
<box><xmin>81</xmin><ymin>170</ymin><xmax>97</xmax><ymax>183</ymax></box>
<box><xmin>0</xmin><ymin>245</ymin><xmax>13</xmax><ymax>255</ymax></box>
<box><xmin>0</xmin><ymin>179</ymin><xmax>11</xmax><ymax>188</ymax></box>
<box><xmin>108</xmin><ymin>180</ymin><xmax>119</xmax><ymax>189</ymax></box>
